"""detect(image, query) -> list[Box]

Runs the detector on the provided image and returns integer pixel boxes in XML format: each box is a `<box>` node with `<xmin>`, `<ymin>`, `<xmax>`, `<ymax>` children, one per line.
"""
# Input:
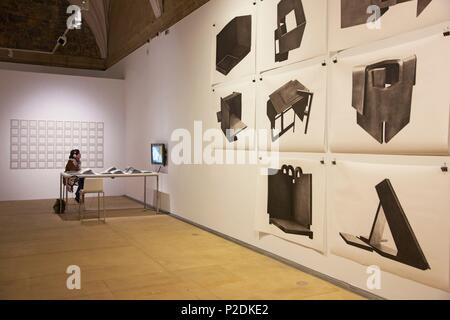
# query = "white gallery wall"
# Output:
<box><xmin>0</xmin><ymin>69</ymin><xmax>126</xmax><ymax>201</ymax></box>
<box><xmin>122</xmin><ymin>0</ymin><xmax>450</xmax><ymax>299</ymax></box>
<box><xmin>0</xmin><ymin>0</ymin><xmax>445</xmax><ymax>300</ymax></box>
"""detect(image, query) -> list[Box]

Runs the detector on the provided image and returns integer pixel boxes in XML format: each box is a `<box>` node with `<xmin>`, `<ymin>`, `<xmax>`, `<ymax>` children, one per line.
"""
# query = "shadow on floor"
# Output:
<box><xmin>57</xmin><ymin>196</ymin><xmax>157</xmax><ymax>221</ymax></box>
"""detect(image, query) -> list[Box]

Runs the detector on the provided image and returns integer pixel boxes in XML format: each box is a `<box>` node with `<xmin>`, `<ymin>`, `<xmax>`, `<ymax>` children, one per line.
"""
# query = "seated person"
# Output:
<box><xmin>64</xmin><ymin>149</ymin><xmax>85</xmax><ymax>203</ymax></box>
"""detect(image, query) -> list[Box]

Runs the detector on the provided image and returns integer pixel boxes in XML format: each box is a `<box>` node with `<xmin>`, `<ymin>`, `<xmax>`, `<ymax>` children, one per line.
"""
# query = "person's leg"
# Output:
<box><xmin>75</xmin><ymin>178</ymin><xmax>85</xmax><ymax>202</ymax></box>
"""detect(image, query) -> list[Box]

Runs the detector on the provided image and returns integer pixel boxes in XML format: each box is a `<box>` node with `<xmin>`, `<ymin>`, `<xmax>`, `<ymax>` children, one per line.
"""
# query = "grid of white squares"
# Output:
<box><xmin>10</xmin><ymin>119</ymin><xmax>104</xmax><ymax>170</ymax></box>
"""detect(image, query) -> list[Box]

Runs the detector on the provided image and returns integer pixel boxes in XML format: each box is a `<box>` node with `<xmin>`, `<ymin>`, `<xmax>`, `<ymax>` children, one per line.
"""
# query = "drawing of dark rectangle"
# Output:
<box><xmin>267</xmin><ymin>165</ymin><xmax>313</xmax><ymax>238</ymax></box>
<box><xmin>275</xmin><ymin>0</ymin><xmax>306</xmax><ymax>62</ymax></box>
<box><xmin>216</xmin><ymin>15</ymin><xmax>252</xmax><ymax>75</ymax></box>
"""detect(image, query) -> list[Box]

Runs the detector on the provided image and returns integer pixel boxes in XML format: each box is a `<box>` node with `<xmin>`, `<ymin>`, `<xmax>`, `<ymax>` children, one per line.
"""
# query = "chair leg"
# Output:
<box><xmin>78</xmin><ymin>195</ymin><xmax>81</xmax><ymax>220</ymax></box>
<box><xmin>79</xmin><ymin>191</ymin><xmax>83</xmax><ymax>223</ymax></box>
<box><xmin>97</xmin><ymin>192</ymin><xmax>100</xmax><ymax>221</ymax></box>
<box><xmin>78</xmin><ymin>192</ymin><xmax>106</xmax><ymax>224</ymax></box>
<box><xmin>103</xmin><ymin>192</ymin><xmax>106</xmax><ymax>222</ymax></box>
<box><xmin>80</xmin><ymin>190</ymin><xmax>86</xmax><ymax>223</ymax></box>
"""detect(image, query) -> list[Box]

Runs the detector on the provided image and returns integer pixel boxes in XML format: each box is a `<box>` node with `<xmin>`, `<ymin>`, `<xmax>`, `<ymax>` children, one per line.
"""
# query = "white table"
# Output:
<box><xmin>59</xmin><ymin>172</ymin><xmax>160</xmax><ymax>214</ymax></box>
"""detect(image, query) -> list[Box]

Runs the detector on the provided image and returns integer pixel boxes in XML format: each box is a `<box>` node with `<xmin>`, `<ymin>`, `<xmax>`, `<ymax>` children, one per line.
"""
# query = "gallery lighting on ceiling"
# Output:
<box><xmin>80</xmin><ymin>0</ymin><xmax>90</xmax><ymax>11</ymax></box>
<box><xmin>149</xmin><ymin>0</ymin><xmax>164</xmax><ymax>18</ymax></box>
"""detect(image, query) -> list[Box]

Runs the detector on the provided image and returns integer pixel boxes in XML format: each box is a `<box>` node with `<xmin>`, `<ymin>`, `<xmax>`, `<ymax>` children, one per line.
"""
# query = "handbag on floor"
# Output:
<box><xmin>53</xmin><ymin>199</ymin><xmax>66</xmax><ymax>214</ymax></box>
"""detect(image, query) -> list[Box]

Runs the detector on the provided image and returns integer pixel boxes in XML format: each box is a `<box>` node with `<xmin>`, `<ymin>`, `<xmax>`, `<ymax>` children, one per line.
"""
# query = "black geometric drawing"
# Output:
<box><xmin>217</xmin><ymin>92</ymin><xmax>248</xmax><ymax>143</ymax></box>
<box><xmin>341</xmin><ymin>0</ymin><xmax>433</xmax><ymax>28</ymax></box>
<box><xmin>268</xmin><ymin>165</ymin><xmax>313</xmax><ymax>239</ymax></box>
<box><xmin>267</xmin><ymin>80</ymin><xmax>313</xmax><ymax>142</ymax></box>
<box><xmin>275</xmin><ymin>0</ymin><xmax>306</xmax><ymax>62</ymax></box>
<box><xmin>340</xmin><ymin>179</ymin><xmax>430</xmax><ymax>271</ymax></box>
<box><xmin>216</xmin><ymin>15</ymin><xmax>252</xmax><ymax>76</ymax></box>
<box><xmin>352</xmin><ymin>56</ymin><xmax>417</xmax><ymax>144</ymax></box>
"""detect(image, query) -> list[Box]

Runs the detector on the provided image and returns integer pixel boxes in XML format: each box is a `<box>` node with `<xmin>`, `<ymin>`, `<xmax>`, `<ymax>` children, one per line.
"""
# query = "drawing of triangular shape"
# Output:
<box><xmin>340</xmin><ymin>179</ymin><xmax>430</xmax><ymax>271</ymax></box>
<box><xmin>417</xmin><ymin>0</ymin><xmax>433</xmax><ymax>16</ymax></box>
<box><xmin>365</xmin><ymin>203</ymin><xmax>398</xmax><ymax>257</ymax></box>
<box><xmin>341</xmin><ymin>0</ymin><xmax>434</xmax><ymax>28</ymax></box>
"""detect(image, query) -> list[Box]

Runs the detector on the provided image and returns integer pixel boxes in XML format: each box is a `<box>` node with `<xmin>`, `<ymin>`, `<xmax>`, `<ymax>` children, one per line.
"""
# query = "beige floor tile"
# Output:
<box><xmin>153</xmin><ymin>253</ymin><xmax>224</xmax><ymax>272</ymax></box>
<box><xmin>81</xmin><ymin>263</ymin><xmax>166</xmax><ymax>283</ymax></box>
<box><xmin>173</xmin><ymin>265</ymin><xmax>244</xmax><ymax>288</ymax></box>
<box><xmin>0</xmin><ymin>235</ymin><xmax>130</xmax><ymax>259</ymax></box>
<box><xmin>0</xmin><ymin>246</ymin><xmax>164</xmax><ymax>282</ymax></box>
<box><xmin>0</xmin><ymin>273</ymin><xmax>110</xmax><ymax>300</ymax></box>
<box><xmin>103</xmin><ymin>271</ymin><xmax>180</xmax><ymax>292</ymax></box>
<box><xmin>0</xmin><ymin>197</ymin><xmax>364</xmax><ymax>300</ymax></box>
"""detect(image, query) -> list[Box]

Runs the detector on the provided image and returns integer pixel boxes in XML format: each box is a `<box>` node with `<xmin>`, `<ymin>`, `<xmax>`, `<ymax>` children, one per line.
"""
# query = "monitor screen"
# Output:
<box><xmin>151</xmin><ymin>144</ymin><xmax>166</xmax><ymax>165</ymax></box>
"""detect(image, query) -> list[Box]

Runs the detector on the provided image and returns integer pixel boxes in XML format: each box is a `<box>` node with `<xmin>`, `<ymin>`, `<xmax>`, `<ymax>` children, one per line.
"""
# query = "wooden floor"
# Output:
<box><xmin>0</xmin><ymin>197</ymin><xmax>364</xmax><ymax>300</ymax></box>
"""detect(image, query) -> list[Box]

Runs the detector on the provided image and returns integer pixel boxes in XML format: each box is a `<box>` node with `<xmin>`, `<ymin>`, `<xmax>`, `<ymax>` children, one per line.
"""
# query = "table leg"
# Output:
<box><xmin>103</xmin><ymin>192</ymin><xmax>106</xmax><ymax>223</ymax></box>
<box><xmin>156</xmin><ymin>175</ymin><xmax>160</xmax><ymax>214</ymax></box>
<box><xmin>144</xmin><ymin>176</ymin><xmax>147</xmax><ymax>211</ymax></box>
<box><xmin>59</xmin><ymin>174</ymin><xmax>63</xmax><ymax>214</ymax></box>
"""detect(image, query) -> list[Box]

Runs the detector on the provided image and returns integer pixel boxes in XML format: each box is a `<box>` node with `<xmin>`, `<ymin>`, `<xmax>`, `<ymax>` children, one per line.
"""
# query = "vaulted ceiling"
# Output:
<box><xmin>0</xmin><ymin>0</ymin><xmax>210</xmax><ymax>70</ymax></box>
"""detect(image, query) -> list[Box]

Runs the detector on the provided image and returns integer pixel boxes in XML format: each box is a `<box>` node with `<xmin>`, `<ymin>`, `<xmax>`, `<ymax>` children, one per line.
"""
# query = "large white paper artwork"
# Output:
<box><xmin>256</xmin><ymin>0</ymin><xmax>327</xmax><ymax>73</ymax></box>
<box><xmin>255</xmin><ymin>155</ymin><xmax>326</xmax><ymax>253</ymax></box>
<box><xmin>330</xmin><ymin>159</ymin><xmax>450</xmax><ymax>291</ymax></box>
<box><xmin>210</xmin><ymin>77</ymin><xmax>256</xmax><ymax>151</ymax></box>
<box><xmin>256</xmin><ymin>58</ymin><xmax>327</xmax><ymax>153</ymax></box>
<box><xmin>329</xmin><ymin>0</ymin><xmax>450</xmax><ymax>52</ymax></box>
<box><xmin>10</xmin><ymin>119</ymin><xmax>104</xmax><ymax>170</ymax></box>
<box><xmin>210</xmin><ymin>0</ymin><xmax>256</xmax><ymax>86</ymax></box>
<box><xmin>329</xmin><ymin>32</ymin><xmax>450</xmax><ymax>154</ymax></box>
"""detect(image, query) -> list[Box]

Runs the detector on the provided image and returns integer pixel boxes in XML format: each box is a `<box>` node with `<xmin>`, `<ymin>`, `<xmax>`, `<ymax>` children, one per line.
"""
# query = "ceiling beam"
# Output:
<box><xmin>107</xmin><ymin>0</ymin><xmax>210</xmax><ymax>68</ymax></box>
<box><xmin>0</xmin><ymin>49</ymin><xmax>106</xmax><ymax>70</ymax></box>
<box><xmin>0</xmin><ymin>0</ymin><xmax>209</xmax><ymax>71</ymax></box>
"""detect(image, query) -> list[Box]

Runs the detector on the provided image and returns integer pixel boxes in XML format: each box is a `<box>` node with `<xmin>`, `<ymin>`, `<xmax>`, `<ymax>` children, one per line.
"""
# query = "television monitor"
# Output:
<box><xmin>151</xmin><ymin>144</ymin><xmax>167</xmax><ymax>166</ymax></box>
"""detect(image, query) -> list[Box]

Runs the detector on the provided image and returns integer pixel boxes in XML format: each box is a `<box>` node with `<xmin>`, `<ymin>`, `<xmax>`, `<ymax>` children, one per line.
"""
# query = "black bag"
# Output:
<box><xmin>53</xmin><ymin>199</ymin><xmax>66</xmax><ymax>214</ymax></box>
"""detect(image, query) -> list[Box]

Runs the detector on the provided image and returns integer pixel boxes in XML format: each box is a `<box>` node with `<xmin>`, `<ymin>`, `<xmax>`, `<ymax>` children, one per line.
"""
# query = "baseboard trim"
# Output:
<box><xmin>124</xmin><ymin>195</ymin><xmax>171</xmax><ymax>214</ymax></box>
<box><xmin>124</xmin><ymin>195</ymin><xmax>384</xmax><ymax>300</ymax></box>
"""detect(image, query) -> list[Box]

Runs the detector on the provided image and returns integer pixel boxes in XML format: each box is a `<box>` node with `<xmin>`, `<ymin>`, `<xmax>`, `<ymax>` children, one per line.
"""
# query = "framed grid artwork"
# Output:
<box><xmin>10</xmin><ymin>119</ymin><xmax>104</xmax><ymax>170</ymax></box>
